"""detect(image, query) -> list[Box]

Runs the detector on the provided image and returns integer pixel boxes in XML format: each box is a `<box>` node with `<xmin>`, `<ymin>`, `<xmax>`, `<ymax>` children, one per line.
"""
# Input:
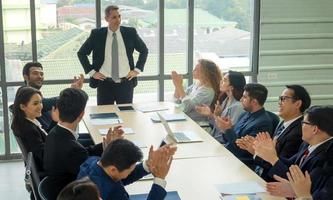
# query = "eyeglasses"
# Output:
<box><xmin>301</xmin><ymin>121</ymin><xmax>314</xmax><ymax>126</ymax></box>
<box><xmin>278</xmin><ymin>96</ymin><xmax>295</xmax><ymax>102</ymax></box>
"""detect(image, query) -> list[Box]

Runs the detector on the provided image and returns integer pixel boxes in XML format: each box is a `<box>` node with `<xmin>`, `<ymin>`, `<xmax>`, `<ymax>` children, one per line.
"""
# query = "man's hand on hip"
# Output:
<box><xmin>126</xmin><ymin>70</ymin><xmax>139</xmax><ymax>80</ymax></box>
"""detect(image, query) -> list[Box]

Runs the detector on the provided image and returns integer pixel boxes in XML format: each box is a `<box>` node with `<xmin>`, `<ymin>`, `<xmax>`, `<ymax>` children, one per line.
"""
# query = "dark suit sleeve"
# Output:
<box><xmin>85</xmin><ymin>143</ymin><xmax>103</xmax><ymax>156</ymax></box>
<box><xmin>133</xmin><ymin>28</ymin><xmax>148</xmax><ymax>71</ymax></box>
<box><xmin>278</xmin><ymin>133</ymin><xmax>302</xmax><ymax>158</ymax></box>
<box><xmin>147</xmin><ymin>184</ymin><xmax>167</xmax><ymax>200</ymax></box>
<box><xmin>68</xmin><ymin>144</ymin><xmax>89</xmax><ymax>176</ymax></box>
<box><xmin>267</xmin><ymin>155</ymin><xmax>297</xmax><ymax>179</ymax></box>
<box><xmin>78</xmin><ymin>30</ymin><xmax>95</xmax><ymax>74</ymax></box>
<box><xmin>122</xmin><ymin>163</ymin><xmax>149</xmax><ymax>186</ymax></box>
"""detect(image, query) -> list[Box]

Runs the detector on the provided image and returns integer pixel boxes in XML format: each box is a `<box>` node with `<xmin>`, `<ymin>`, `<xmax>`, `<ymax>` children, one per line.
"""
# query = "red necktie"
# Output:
<box><xmin>299</xmin><ymin>149</ymin><xmax>309</xmax><ymax>166</ymax></box>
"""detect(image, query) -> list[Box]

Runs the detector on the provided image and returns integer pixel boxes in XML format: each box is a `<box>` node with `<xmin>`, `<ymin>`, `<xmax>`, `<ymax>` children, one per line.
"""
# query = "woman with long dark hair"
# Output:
<box><xmin>11</xmin><ymin>86</ymin><xmax>47</xmax><ymax>170</ymax></box>
<box><xmin>196</xmin><ymin>70</ymin><xmax>246</xmax><ymax>143</ymax></box>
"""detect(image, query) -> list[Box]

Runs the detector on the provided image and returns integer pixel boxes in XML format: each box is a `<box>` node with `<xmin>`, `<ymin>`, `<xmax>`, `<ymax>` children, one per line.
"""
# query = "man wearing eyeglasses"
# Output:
<box><xmin>237</xmin><ymin>85</ymin><xmax>311</xmax><ymax>180</ymax></box>
<box><xmin>253</xmin><ymin>105</ymin><xmax>333</xmax><ymax>182</ymax></box>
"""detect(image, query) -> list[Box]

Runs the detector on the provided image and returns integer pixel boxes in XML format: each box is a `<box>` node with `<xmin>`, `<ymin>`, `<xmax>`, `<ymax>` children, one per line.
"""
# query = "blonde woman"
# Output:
<box><xmin>172</xmin><ymin>59</ymin><xmax>222</xmax><ymax>123</ymax></box>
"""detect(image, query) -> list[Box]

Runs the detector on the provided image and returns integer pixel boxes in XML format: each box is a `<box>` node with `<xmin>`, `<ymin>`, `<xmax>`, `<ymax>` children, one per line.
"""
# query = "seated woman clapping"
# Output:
<box><xmin>172</xmin><ymin>59</ymin><xmax>222</xmax><ymax>123</ymax></box>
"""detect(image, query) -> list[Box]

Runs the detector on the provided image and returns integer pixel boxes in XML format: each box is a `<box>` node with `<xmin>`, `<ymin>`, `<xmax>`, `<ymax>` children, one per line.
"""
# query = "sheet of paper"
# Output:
<box><xmin>215</xmin><ymin>181</ymin><xmax>265</xmax><ymax>195</ymax></box>
<box><xmin>136</xmin><ymin>105</ymin><xmax>169</xmax><ymax>113</ymax></box>
<box><xmin>90</xmin><ymin>118</ymin><xmax>123</xmax><ymax>126</ymax></box>
<box><xmin>151</xmin><ymin>113</ymin><xmax>186</xmax><ymax>122</ymax></box>
<box><xmin>99</xmin><ymin>127</ymin><xmax>134</xmax><ymax>135</ymax></box>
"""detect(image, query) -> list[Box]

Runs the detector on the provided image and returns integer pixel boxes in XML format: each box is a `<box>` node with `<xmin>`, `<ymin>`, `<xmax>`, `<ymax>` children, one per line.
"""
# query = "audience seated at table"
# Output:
<box><xmin>196</xmin><ymin>70</ymin><xmax>246</xmax><ymax>143</ymax></box>
<box><xmin>77</xmin><ymin>139</ymin><xmax>176</xmax><ymax>200</ymax></box>
<box><xmin>171</xmin><ymin>59</ymin><xmax>222</xmax><ymax>123</ymax></box>
<box><xmin>214</xmin><ymin>83</ymin><xmax>273</xmax><ymax>169</ymax></box>
<box><xmin>43</xmin><ymin>88</ymin><xmax>124</xmax><ymax>200</ymax></box>
<box><xmin>236</xmin><ymin>84</ymin><xmax>311</xmax><ymax>180</ymax></box>
<box><xmin>253</xmin><ymin>105</ymin><xmax>333</xmax><ymax>181</ymax></box>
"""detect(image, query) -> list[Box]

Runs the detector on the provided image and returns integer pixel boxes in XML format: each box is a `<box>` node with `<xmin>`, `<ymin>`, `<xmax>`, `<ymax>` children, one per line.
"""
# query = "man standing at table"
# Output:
<box><xmin>78</xmin><ymin>5</ymin><xmax>148</xmax><ymax>105</ymax></box>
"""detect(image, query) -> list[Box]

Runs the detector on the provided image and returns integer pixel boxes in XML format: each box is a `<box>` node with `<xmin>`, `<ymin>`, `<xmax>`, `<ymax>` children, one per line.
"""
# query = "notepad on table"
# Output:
<box><xmin>151</xmin><ymin>113</ymin><xmax>186</xmax><ymax>122</ymax></box>
<box><xmin>90</xmin><ymin>112</ymin><xmax>119</xmax><ymax>119</ymax></box>
<box><xmin>136</xmin><ymin>105</ymin><xmax>169</xmax><ymax>113</ymax></box>
<box><xmin>130</xmin><ymin>191</ymin><xmax>181</xmax><ymax>200</ymax></box>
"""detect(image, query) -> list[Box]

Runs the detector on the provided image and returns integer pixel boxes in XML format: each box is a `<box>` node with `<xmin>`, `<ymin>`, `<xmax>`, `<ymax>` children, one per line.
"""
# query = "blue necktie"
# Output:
<box><xmin>273</xmin><ymin>124</ymin><xmax>285</xmax><ymax>140</ymax></box>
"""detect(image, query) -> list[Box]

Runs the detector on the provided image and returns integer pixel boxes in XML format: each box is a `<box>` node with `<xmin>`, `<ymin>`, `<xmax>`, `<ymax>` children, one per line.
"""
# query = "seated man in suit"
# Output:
<box><xmin>77</xmin><ymin>139</ymin><xmax>176</xmax><ymax>200</ymax></box>
<box><xmin>236</xmin><ymin>85</ymin><xmax>311</xmax><ymax>179</ymax></box>
<box><xmin>253</xmin><ymin>105</ymin><xmax>333</xmax><ymax>180</ymax></box>
<box><xmin>215</xmin><ymin>83</ymin><xmax>273</xmax><ymax>169</ymax></box>
<box><xmin>43</xmin><ymin>88</ymin><xmax>123</xmax><ymax>200</ymax></box>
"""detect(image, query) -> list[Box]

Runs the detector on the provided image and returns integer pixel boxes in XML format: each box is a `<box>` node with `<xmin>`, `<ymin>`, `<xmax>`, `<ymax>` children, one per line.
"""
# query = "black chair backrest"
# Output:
<box><xmin>266</xmin><ymin>111</ymin><xmax>280</xmax><ymax>136</ymax></box>
<box><xmin>15</xmin><ymin>135</ymin><xmax>28</xmax><ymax>164</ymax></box>
<box><xmin>26</xmin><ymin>152</ymin><xmax>41</xmax><ymax>200</ymax></box>
<box><xmin>39</xmin><ymin>176</ymin><xmax>72</xmax><ymax>200</ymax></box>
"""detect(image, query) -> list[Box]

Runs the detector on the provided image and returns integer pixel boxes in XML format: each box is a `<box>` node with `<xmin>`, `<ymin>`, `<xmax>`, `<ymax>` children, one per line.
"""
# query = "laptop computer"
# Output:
<box><xmin>157</xmin><ymin>113</ymin><xmax>203</xmax><ymax>143</ymax></box>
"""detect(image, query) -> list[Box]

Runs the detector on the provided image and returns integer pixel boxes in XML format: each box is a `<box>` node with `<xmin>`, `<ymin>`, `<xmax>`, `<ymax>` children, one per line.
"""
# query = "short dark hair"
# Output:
<box><xmin>11</xmin><ymin>86</ymin><xmax>42</xmax><ymax>136</ymax></box>
<box><xmin>56</xmin><ymin>88</ymin><xmax>88</xmax><ymax>123</ymax></box>
<box><xmin>57</xmin><ymin>177</ymin><xmax>100</xmax><ymax>200</ymax></box>
<box><xmin>100</xmin><ymin>139</ymin><xmax>143</xmax><ymax>172</ymax></box>
<box><xmin>286</xmin><ymin>85</ymin><xmax>311</xmax><ymax>113</ymax></box>
<box><xmin>305</xmin><ymin>105</ymin><xmax>333</xmax><ymax>136</ymax></box>
<box><xmin>228</xmin><ymin>70</ymin><xmax>246</xmax><ymax>101</ymax></box>
<box><xmin>104</xmin><ymin>5</ymin><xmax>119</xmax><ymax>17</ymax></box>
<box><xmin>22</xmin><ymin>62</ymin><xmax>43</xmax><ymax>84</ymax></box>
<box><xmin>244</xmin><ymin>83</ymin><xmax>268</xmax><ymax>106</ymax></box>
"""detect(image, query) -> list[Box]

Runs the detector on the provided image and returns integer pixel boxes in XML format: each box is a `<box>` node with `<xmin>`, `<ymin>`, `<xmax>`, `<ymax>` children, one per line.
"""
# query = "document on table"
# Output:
<box><xmin>130</xmin><ymin>191</ymin><xmax>181</xmax><ymax>200</ymax></box>
<box><xmin>215</xmin><ymin>181</ymin><xmax>265</xmax><ymax>195</ymax></box>
<box><xmin>99</xmin><ymin>127</ymin><xmax>135</xmax><ymax>135</ymax></box>
<box><xmin>90</xmin><ymin>118</ymin><xmax>123</xmax><ymax>125</ymax></box>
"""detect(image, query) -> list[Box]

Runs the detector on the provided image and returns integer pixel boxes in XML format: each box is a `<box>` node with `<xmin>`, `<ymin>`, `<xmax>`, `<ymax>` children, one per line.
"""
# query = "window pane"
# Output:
<box><xmin>194</xmin><ymin>0</ymin><xmax>253</xmax><ymax>72</ymax></box>
<box><xmin>99</xmin><ymin>1</ymin><xmax>158</xmax><ymax>76</ymax></box>
<box><xmin>133</xmin><ymin>80</ymin><xmax>158</xmax><ymax>103</ymax></box>
<box><xmin>164</xmin><ymin>1</ymin><xmax>187</xmax><ymax>75</ymax></box>
<box><xmin>3</xmin><ymin>0</ymin><xmax>32</xmax><ymax>82</ymax></box>
<box><xmin>0</xmin><ymin>87</ymin><xmax>4</xmax><ymax>155</ymax></box>
<box><xmin>7</xmin><ymin>86</ymin><xmax>20</xmax><ymax>153</ymax></box>
<box><xmin>37</xmin><ymin>0</ymin><xmax>96</xmax><ymax>80</ymax></box>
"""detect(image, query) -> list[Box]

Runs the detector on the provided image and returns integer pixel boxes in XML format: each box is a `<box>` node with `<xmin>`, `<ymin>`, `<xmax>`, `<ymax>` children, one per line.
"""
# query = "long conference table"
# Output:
<box><xmin>83</xmin><ymin>102</ymin><xmax>282</xmax><ymax>200</ymax></box>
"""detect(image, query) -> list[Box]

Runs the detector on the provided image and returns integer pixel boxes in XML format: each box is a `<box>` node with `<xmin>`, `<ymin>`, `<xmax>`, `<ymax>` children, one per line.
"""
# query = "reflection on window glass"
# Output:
<box><xmin>3</xmin><ymin>0</ymin><xmax>32</xmax><ymax>82</ymax></box>
<box><xmin>98</xmin><ymin>1</ymin><xmax>158</xmax><ymax>76</ymax></box>
<box><xmin>194</xmin><ymin>0</ymin><xmax>253</xmax><ymax>72</ymax></box>
<box><xmin>7</xmin><ymin>86</ymin><xmax>20</xmax><ymax>154</ymax></box>
<box><xmin>37</xmin><ymin>0</ymin><xmax>96</xmax><ymax>80</ymax></box>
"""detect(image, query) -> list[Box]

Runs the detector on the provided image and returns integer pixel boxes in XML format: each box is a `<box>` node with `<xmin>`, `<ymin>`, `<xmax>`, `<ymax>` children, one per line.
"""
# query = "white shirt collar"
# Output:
<box><xmin>308</xmin><ymin>136</ymin><xmax>333</xmax><ymax>155</ymax></box>
<box><xmin>283</xmin><ymin>115</ymin><xmax>303</xmax><ymax>129</ymax></box>
<box><xmin>57</xmin><ymin>123</ymin><xmax>79</xmax><ymax>140</ymax></box>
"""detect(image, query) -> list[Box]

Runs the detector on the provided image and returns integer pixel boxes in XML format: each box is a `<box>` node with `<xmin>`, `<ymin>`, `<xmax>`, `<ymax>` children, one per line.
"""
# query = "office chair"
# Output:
<box><xmin>26</xmin><ymin>152</ymin><xmax>41</xmax><ymax>200</ymax></box>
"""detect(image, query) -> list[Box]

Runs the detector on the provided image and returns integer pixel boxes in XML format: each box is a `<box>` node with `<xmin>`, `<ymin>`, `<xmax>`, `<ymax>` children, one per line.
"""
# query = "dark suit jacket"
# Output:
<box><xmin>15</xmin><ymin>118</ymin><xmax>47</xmax><ymax>171</ymax></box>
<box><xmin>77</xmin><ymin>26</ymin><xmax>148</xmax><ymax>88</ymax></box>
<box><xmin>224</xmin><ymin>108</ymin><xmax>273</xmax><ymax>169</ymax></box>
<box><xmin>43</xmin><ymin>125</ymin><xmax>103</xmax><ymax>199</ymax></box>
<box><xmin>268</xmin><ymin>139</ymin><xmax>333</xmax><ymax>179</ymax></box>
<box><xmin>37</xmin><ymin>97</ymin><xmax>58</xmax><ymax>132</ymax></box>
<box><xmin>257</xmin><ymin>117</ymin><xmax>303</xmax><ymax>180</ymax></box>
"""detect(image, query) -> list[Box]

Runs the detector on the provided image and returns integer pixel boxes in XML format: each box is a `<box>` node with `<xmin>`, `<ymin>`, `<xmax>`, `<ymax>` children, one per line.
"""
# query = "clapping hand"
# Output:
<box><xmin>236</xmin><ymin>135</ymin><xmax>255</xmax><ymax>155</ymax></box>
<box><xmin>102</xmin><ymin>126</ymin><xmax>124</xmax><ymax>150</ymax></box>
<box><xmin>213</xmin><ymin>100</ymin><xmax>223</xmax><ymax>117</ymax></box>
<box><xmin>215</xmin><ymin>116</ymin><xmax>232</xmax><ymax>131</ymax></box>
<box><xmin>195</xmin><ymin>104</ymin><xmax>213</xmax><ymax>117</ymax></box>
<box><xmin>287</xmin><ymin>165</ymin><xmax>312</xmax><ymax>198</ymax></box>
<box><xmin>147</xmin><ymin>145</ymin><xmax>177</xmax><ymax>179</ymax></box>
<box><xmin>171</xmin><ymin>71</ymin><xmax>183</xmax><ymax>87</ymax></box>
<box><xmin>266</xmin><ymin>175</ymin><xmax>296</xmax><ymax>197</ymax></box>
<box><xmin>253</xmin><ymin>132</ymin><xmax>278</xmax><ymax>165</ymax></box>
<box><xmin>71</xmin><ymin>74</ymin><xmax>84</xmax><ymax>89</ymax></box>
